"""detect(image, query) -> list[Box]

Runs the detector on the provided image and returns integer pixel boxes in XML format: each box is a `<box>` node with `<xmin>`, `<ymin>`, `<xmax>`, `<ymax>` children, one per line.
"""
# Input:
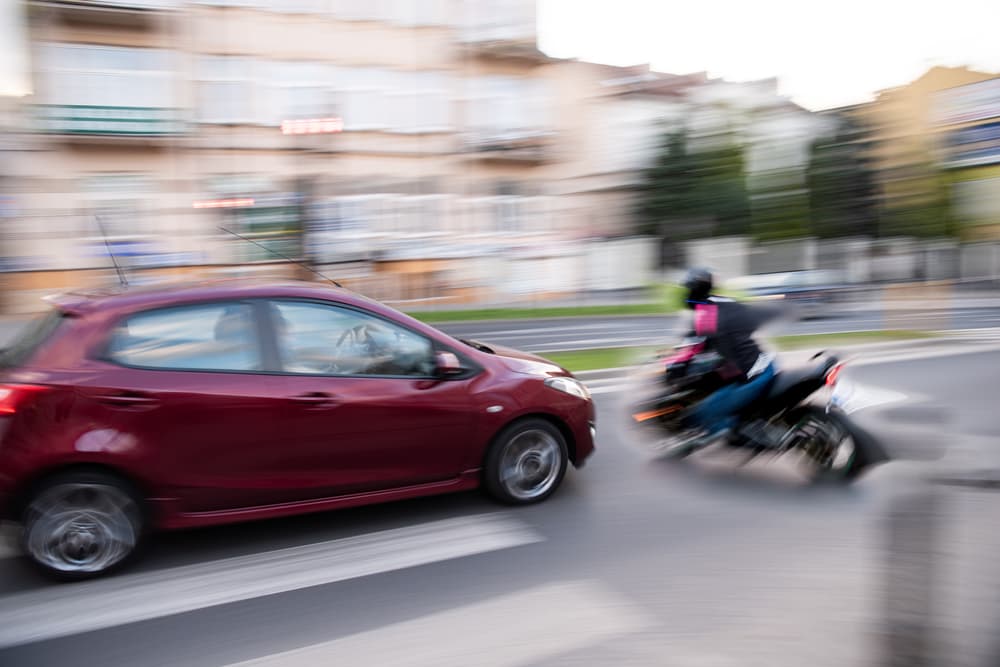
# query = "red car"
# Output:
<box><xmin>0</xmin><ymin>280</ymin><xmax>595</xmax><ymax>579</ymax></box>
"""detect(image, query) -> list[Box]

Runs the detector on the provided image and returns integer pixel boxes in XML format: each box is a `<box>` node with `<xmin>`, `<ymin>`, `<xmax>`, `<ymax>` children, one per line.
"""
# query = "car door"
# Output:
<box><xmin>74</xmin><ymin>300</ymin><xmax>302</xmax><ymax>513</ymax></box>
<box><xmin>265</xmin><ymin>298</ymin><xmax>477</xmax><ymax>496</ymax></box>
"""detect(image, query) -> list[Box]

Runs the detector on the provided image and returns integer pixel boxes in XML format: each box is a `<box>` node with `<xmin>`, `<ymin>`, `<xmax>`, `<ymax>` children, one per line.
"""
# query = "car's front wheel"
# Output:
<box><xmin>21</xmin><ymin>471</ymin><xmax>144</xmax><ymax>580</ymax></box>
<box><xmin>484</xmin><ymin>418</ymin><xmax>568</xmax><ymax>505</ymax></box>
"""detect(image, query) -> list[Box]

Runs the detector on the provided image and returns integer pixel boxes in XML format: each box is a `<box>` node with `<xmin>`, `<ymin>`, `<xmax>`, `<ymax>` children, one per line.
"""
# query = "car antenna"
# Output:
<box><xmin>95</xmin><ymin>214</ymin><xmax>129</xmax><ymax>288</ymax></box>
<box><xmin>218</xmin><ymin>226</ymin><xmax>343</xmax><ymax>288</ymax></box>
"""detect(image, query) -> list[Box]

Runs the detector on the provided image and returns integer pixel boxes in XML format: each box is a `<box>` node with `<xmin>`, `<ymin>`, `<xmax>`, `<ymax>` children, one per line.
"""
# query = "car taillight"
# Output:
<box><xmin>0</xmin><ymin>384</ymin><xmax>48</xmax><ymax>415</ymax></box>
<box><xmin>825</xmin><ymin>363</ymin><xmax>844</xmax><ymax>387</ymax></box>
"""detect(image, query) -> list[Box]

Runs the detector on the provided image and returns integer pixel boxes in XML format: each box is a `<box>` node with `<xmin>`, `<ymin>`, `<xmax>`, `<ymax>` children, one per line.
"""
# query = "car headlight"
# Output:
<box><xmin>544</xmin><ymin>376</ymin><xmax>591</xmax><ymax>400</ymax></box>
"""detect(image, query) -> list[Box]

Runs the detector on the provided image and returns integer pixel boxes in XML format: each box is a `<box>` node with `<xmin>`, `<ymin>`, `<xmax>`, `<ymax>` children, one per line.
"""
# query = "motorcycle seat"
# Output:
<box><xmin>765</xmin><ymin>357</ymin><xmax>837</xmax><ymax>400</ymax></box>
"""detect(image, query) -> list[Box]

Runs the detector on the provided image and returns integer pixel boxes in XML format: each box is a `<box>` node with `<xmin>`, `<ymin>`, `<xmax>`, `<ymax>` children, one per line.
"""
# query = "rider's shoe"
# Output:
<box><xmin>658</xmin><ymin>427</ymin><xmax>731</xmax><ymax>459</ymax></box>
<box><xmin>685</xmin><ymin>427</ymin><xmax>732</xmax><ymax>451</ymax></box>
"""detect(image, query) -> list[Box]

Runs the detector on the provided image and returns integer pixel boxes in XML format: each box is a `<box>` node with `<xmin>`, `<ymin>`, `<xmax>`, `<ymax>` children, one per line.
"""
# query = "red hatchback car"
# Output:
<box><xmin>0</xmin><ymin>280</ymin><xmax>595</xmax><ymax>579</ymax></box>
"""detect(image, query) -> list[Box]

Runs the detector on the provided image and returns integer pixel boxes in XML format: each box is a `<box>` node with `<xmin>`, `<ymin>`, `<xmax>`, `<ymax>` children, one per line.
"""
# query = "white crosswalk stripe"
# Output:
<box><xmin>223</xmin><ymin>580</ymin><xmax>652</xmax><ymax>667</ymax></box>
<box><xmin>0</xmin><ymin>513</ymin><xmax>542</xmax><ymax>649</ymax></box>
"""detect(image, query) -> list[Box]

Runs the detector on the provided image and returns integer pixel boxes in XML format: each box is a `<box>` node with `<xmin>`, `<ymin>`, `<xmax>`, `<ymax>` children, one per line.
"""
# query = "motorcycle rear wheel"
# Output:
<box><xmin>783</xmin><ymin>405</ymin><xmax>861</xmax><ymax>481</ymax></box>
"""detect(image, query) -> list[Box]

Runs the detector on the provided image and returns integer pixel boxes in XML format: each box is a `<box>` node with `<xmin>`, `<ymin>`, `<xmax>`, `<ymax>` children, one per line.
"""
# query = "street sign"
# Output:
<box><xmin>192</xmin><ymin>198</ymin><xmax>255</xmax><ymax>209</ymax></box>
<box><xmin>281</xmin><ymin>117</ymin><xmax>344</xmax><ymax>135</ymax></box>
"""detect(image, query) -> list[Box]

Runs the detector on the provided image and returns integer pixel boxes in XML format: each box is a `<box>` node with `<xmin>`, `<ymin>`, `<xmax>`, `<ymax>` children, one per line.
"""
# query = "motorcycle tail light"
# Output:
<box><xmin>825</xmin><ymin>363</ymin><xmax>844</xmax><ymax>387</ymax></box>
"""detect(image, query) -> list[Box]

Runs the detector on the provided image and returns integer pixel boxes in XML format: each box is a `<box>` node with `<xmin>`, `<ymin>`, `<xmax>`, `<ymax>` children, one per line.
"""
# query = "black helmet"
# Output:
<box><xmin>682</xmin><ymin>267</ymin><xmax>713</xmax><ymax>306</ymax></box>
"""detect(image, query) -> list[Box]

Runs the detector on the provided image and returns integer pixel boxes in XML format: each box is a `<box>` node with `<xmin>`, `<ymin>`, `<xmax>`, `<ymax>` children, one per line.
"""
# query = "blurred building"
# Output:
<box><xmin>1</xmin><ymin>0</ymin><xmax>841</xmax><ymax>309</ymax></box>
<box><xmin>841</xmin><ymin>66</ymin><xmax>998</xmax><ymax>240</ymax></box>
<box><xmin>933</xmin><ymin>75</ymin><xmax>1000</xmax><ymax>241</ymax></box>
<box><xmin>5</xmin><ymin>1</ymin><xmax>567</xmax><ymax>304</ymax></box>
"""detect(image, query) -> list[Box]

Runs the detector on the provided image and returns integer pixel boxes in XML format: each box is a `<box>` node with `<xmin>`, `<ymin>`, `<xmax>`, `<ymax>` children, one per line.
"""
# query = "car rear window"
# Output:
<box><xmin>107</xmin><ymin>302</ymin><xmax>262</xmax><ymax>372</ymax></box>
<box><xmin>0</xmin><ymin>308</ymin><xmax>67</xmax><ymax>369</ymax></box>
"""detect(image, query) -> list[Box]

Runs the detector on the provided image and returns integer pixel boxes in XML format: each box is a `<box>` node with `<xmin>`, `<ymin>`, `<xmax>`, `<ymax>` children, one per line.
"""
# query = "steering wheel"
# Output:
<box><xmin>335</xmin><ymin>325</ymin><xmax>372</xmax><ymax>352</ymax></box>
<box><xmin>318</xmin><ymin>325</ymin><xmax>370</xmax><ymax>374</ymax></box>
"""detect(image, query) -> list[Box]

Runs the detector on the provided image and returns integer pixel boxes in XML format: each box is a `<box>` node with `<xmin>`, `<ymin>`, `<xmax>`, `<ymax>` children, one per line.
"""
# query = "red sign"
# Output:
<box><xmin>192</xmin><ymin>198</ymin><xmax>255</xmax><ymax>209</ymax></box>
<box><xmin>281</xmin><ymin>117</ymin><xmax>344</xmax><ymax>135</ymax></box>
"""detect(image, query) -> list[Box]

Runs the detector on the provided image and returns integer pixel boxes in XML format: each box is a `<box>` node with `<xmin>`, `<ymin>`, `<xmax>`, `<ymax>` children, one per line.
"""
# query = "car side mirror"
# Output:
<box><xmin>434</xmin><ymin>351</ymin><xmax>465</xmax><ymax>377</ymax></box>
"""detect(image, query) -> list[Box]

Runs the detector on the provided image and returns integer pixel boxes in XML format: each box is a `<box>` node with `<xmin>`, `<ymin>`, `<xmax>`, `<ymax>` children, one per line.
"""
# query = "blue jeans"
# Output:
<box><xmin>690</xmin><ymin>363</ymin><xmax>776</xmax><ymax>435</ymax></box>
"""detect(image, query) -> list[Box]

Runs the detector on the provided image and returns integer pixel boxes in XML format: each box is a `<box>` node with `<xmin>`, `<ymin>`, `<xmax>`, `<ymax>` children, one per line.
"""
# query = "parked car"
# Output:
<box><xmin>724</xmin><ymin>270</ymin><xmax>848</xmax><ymax>319</ymax></box>
<box><xmin>0</xmin><ymin>280</ymin><xmax>595</xmax><ymax>579</ymax></box>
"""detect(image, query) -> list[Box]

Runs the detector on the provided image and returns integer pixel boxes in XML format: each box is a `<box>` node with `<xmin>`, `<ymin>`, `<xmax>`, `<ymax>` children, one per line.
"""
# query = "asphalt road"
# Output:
<box><xmin>436</xmin><ymin>307</ymin><xmax>1000</xmax><ymax>354</ymax></box>
<box><xmin>2</xmin><ymin>343</ymin><xmax>998</xmax><ymax>666</ymax></box>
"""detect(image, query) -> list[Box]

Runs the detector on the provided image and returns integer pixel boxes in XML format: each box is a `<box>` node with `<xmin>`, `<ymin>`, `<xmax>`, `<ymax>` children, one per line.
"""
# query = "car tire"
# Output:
<box><xmin>20</xmin><ymin>470</ymin><xmax>145</xmax><ymax>581</ymax></box>
<box><xmin>484</xmin><ymin>418</ymin><xmax>568</xmax><ymax>505</ymax></box>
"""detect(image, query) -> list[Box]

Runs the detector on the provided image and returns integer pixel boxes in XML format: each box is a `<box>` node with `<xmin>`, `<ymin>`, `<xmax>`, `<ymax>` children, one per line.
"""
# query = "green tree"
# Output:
<box><xmin>635</xmin><ymin>130</ymin><xmax>697</xmax><ymax>235</ymax></box>
<box><xmin>879</xmin><ymin>160</ymin><xmax>955</xmax><ymax>238</ymax></box>
<box><xmin>691</xmin><ymin>138</ymin><xmax>752</xmax><ymax>237</ymax></box>
<box><xmin>749</xmin><ymin>171</ymin><xmax>811</xmax><ymax>241</ymax></box>
<box><xmin>635</xmin><ymin>128</ymin><xmax>751</xmax><ymax>265</ymax></box>
<box><xmin>807</xmin><ymin>119</ymin><xmax>879</xmax><ymax>238</ymax></box>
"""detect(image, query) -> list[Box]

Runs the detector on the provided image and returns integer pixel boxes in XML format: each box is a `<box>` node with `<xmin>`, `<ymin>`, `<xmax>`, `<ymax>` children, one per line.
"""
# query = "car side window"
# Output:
<box><xmin>272</xmin><ymin>301</ymin><xmax>435</xmax><ymax>377</ymax></box>
<box><xmin>107</xmin><ymin>302</ymin><xmax>262</xmax><ymax>372</ymax></box>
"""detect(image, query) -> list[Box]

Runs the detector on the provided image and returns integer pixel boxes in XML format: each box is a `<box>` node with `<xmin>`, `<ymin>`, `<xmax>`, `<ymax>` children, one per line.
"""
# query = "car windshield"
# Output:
<box><xmin>0</xmin><ymin>308</ymin><xmax>67</xmax><ymax>369</ymax></box>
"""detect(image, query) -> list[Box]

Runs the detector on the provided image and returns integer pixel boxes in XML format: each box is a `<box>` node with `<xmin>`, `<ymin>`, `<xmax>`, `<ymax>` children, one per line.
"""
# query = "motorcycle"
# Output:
<box><xmin>629</xmin><ymin>337</ymin><xmax>889</xmax><ymax>481</ymax></box>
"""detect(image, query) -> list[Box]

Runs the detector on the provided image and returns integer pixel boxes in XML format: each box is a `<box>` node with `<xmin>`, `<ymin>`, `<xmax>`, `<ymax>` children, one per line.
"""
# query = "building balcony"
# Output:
<box><xmin>458</xmin><ymin>26</ymin><xmax>548</xmax><ymax>63</ymax></box>
<box><xmin>37</xmin><ymin>105</ymin><xmax>185</xmax><ymax>140</ymax></box>
<box><xmin>464</xmin><ymin>130</ymin><xmax>554</xmax><ymax>164</ymax></box>
<box><xmin>30</xmin><ymin>0</ymin><xmax>177</xmax><ymax>26</ymax></box>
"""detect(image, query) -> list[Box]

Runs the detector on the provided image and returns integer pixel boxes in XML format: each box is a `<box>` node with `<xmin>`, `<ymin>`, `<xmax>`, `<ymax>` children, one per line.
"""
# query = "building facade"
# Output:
<box><xmin>3</xmin><ymin>1</ymin><xmax>835</xmax><ymax>310</ymax></box>
<box><xmin>840</xmin><ymin>66</ymin><xmax>998</xmax><ymax>239</ymax></box>
<box><xmin>933</xmin><ymin>75</ymin><xmax>1000</xmax><ymax>241</ymax></box>
<box><xmin>7</xmin><ymin>0</ymin><xmax>600</xmax><ymax>307</ymax></box>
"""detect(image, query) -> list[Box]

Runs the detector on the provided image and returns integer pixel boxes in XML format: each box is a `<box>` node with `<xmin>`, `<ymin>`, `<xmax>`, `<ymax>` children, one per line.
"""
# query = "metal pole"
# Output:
<box><xmin>882</xmin><ymin>480</ymin><xmax>942</xmax><ymax>666</ymax></box>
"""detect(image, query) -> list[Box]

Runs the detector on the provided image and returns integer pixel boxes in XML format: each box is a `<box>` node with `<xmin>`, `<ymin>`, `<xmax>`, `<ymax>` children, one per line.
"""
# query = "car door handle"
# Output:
<box><xmin>290</xmin><ymin>392</ymin><xmax>337</xmax><ymax>409</ymax></box>
<box><xmin>95</xmin><ymin>392</ymin><xmax>159</xmax><ymax>410</ymax></box>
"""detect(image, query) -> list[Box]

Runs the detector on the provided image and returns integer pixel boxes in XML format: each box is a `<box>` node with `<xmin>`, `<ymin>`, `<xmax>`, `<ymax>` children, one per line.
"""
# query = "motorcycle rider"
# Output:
<box><xmin>676</xmin><ymin>267</ymin><xmax>780</xmax><ymax>450</ymax></box>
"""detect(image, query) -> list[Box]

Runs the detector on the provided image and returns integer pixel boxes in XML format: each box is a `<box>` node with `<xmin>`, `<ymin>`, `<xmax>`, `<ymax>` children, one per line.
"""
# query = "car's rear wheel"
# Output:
<box><xmin>21</xmin><ymin>471</ymin><xmax>144</xmax><ymax>580</ymax></box>
<box><xmin>484</xmin><ymin>418</ymin><xmax>568</xmax><ymax>505</ymax></box>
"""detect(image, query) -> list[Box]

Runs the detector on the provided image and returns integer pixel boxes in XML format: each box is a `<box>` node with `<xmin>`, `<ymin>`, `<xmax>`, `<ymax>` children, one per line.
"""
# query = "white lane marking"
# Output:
<box><xmin>590</xmin><ymin>385</ymin><xmax>631</xmax><ymax>396</ymax></box>
<box><xmin>528</xmin><ymin>337</ymin><xmax>662</xmax><ymax>353</ymax></box>
<box><xmin>0</xmin><ymin>514</ymin><xmax>542</xmax><ymax>649</ymax></box>
<box><xmin>445</xmin><ymin>322</ymin><xmax>665</xmax><ymax>337</ymax></box>
<box><xmin>582</xmin><ymin>376</ymin><xmax>631</xmax><ymax>386</ymax></box>
<box><xmin>848</xmin><ymin>342</ymin><xmax>1000</xmax><ymax>367</ymax></box>
<box><xmin>830</xmin><ymin>379</ymin><xmax>913</xmax><ymax>415</ymax></box>
<box><xmin>485</xmin><ymin>328</ymin><xmax>667</xmax><ymax>341</ymax></box>
<box><xmin>224</xmin><ymin>580</ymin><xmax>652</xmax><ymax>667</ymax></box>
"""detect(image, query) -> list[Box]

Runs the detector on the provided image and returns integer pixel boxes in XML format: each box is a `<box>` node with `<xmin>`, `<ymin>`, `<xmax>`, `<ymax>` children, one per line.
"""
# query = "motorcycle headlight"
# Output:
<box><xmin>544</xmin><ymin>376</ymin><xmax>591</xmax><ymax>400</ymax></box>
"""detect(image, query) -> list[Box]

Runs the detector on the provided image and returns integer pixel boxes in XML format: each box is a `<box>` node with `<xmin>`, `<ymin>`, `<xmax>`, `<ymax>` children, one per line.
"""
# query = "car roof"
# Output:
<box><xmin>44</xmin><ymin>278</ymin><xmax>379</xmax><ymax>318</ymax></box>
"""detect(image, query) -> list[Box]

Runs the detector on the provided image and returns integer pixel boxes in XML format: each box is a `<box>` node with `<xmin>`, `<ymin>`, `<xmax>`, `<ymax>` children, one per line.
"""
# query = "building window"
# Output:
<box><xmin>85</xmin><ymin>174</ymin><xmax>151</xmax><ymax>238</ymax></box>
<box><xmin>460</xmin><ymin>0</ymin><xmax>536</xmax><ymax>42</ymax></box>
<box><xmin>83</xmin><ymin>173</ymin><xmax>159</xmax><ymax>268</ymax></box>
<box><xmin>39</xmin><ymin>43</ymin><xmax>175</xmax><ymax>109</ymax></box>
<box><xmin>197</xmin><ymin>56</ymin><xmax>260</xmax><ymax>125</ymax></box>
<box><xmin>466</xmin><ymin>76</ymin><xmax>549</xmax><ymax>138</ymax></box>
<box><xmin>386</xmin><ymin>71</ymin><xmax>452</xmax><ymax>133</ymax></box>
<box><xmin>192</xmin><ymin>0</ymin><xmax>265</xmax><ymax>7</ymax></box>
<box><xmin>333</xmin><ymin>68</ymin><xmax>453</xmax><ymax>133</ymax></box>
<box><xmin>267</xmin><ymin>61</ymin><xmax>333</xmax><ymax>124</ymax></box>
<box><xmin>331</xmin><ymin>0</ymin><xmax>449</xmax><ymax>25</ymax></box>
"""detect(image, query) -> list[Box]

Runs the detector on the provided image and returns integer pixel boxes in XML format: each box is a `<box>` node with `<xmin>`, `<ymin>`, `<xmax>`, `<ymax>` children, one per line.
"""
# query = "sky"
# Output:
<box><xmin>537</xmin><ymin>0</ymin><xmax>1000</xmax><ymax>110</ymax></box>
